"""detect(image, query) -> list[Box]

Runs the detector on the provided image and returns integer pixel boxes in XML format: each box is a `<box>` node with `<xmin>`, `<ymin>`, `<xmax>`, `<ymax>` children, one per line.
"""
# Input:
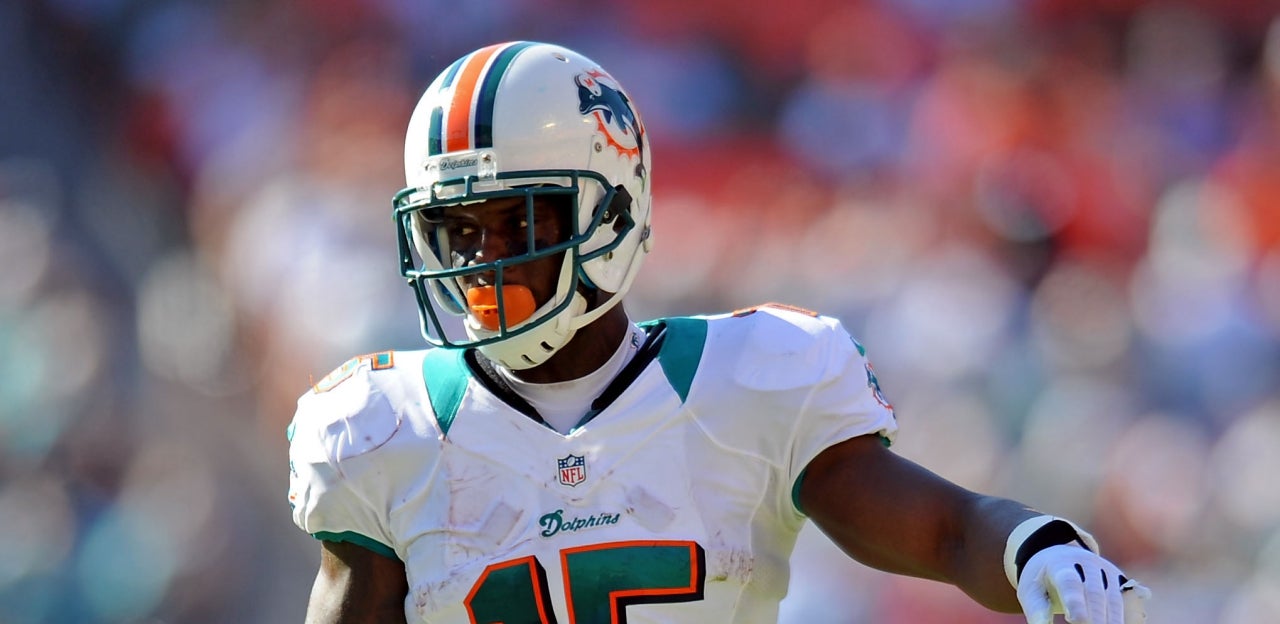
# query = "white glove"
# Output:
<box><xmin>1017</xmin><ymin>544</ymin><xmax>1151</xmax><ymax>624</ymax></box>
<box><xmin>1004</xmin><ymin>516</ymin><xmax>1151</xmax><ymax>624</ymax></box>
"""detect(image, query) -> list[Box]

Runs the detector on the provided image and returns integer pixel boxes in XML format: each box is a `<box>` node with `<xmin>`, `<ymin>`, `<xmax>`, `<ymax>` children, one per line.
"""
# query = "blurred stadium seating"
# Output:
<box><xmin>2</xmin><ymin>0</ymin><xmax>1279</xmax><ymax>621</ymax></box>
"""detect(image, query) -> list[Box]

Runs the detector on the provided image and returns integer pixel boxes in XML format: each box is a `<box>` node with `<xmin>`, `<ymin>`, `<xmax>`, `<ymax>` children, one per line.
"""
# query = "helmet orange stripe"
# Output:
<box><xmin>446</xmin><ymin>43</ymin><xmax>505</xmax><ymax>153</ymax></box>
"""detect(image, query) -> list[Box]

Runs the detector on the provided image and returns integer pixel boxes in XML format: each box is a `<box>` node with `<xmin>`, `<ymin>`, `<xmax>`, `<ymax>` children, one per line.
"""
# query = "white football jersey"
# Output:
<box><xmin>288</xmin><ymin>305</ymin><xmax>897</xmax><ymax>623</ymax></box>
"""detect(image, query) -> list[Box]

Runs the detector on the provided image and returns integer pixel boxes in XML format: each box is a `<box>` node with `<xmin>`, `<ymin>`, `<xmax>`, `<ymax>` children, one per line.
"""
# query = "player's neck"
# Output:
<box><xmin>506</xmin><ymin>304</ymin><xmax>631</xmax><ymax>384</ymax></box>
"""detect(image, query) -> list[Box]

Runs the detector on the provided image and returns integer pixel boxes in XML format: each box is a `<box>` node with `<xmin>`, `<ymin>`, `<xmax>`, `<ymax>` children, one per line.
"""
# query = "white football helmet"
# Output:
<box><xmin>394</xmin><ymin>41</ymin><xmax>653</xmax><ymax>369</ymax></box>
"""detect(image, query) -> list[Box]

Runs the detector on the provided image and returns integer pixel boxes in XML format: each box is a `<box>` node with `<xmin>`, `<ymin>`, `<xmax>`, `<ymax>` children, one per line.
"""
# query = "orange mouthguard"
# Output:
<box><xmin>466</xmin><ymin>285</ymin><xmax>537</xmax><ymax>331</ymax></box>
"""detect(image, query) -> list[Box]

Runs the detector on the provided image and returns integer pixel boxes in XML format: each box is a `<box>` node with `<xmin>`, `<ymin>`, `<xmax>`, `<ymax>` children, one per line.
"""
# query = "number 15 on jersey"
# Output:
<box><xmin>465</xmin><ymin>540</ymin><xmax>705</xmax><ymax>624</ymax></box>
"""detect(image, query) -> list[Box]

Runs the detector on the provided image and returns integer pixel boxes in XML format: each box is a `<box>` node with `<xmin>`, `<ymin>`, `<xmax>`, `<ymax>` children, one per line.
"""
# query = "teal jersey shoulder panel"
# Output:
<box><xmin>422</xmin><ymin>347</ymin><xmax>469</xmax><ymax>436</ymax></box>
<box><xmin>642</xmin><ymin>316</ymin><xmax>709</xmax><ymax>403</ymax></box>
<box><xmin>313</xmin><ymin>530</ymin><xmax>399</xmax><ymax>560</ymax></box>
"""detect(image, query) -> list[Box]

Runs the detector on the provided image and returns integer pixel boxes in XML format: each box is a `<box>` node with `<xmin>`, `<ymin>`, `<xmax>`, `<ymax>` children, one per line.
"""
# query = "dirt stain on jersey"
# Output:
<box><xmin>624</xmin><ymin>486</ymin><xmax>677</xmax><ymax>531</ymax></box>
<box><xmin>477</xmin><ymin>501</ymin><xmax>522</xmax><ymax>545</ymax></box>
<box><xmin>707</xmin><ymin>547</ymin><xmax>755</xmax><ymax>585</ymax></box>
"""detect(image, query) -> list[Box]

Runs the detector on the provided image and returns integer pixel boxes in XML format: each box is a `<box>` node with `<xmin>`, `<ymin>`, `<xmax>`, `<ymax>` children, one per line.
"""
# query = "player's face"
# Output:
<box><xmin>439</xmin><ymin>194</ymin><xmax>571</xmax><ymax>307</ymax></box>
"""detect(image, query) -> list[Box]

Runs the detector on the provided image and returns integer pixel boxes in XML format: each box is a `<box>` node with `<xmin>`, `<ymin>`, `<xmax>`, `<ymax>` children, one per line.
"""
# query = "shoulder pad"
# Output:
<box><xmin>291</xmin><ymin>352</ymin><xmax>403</xmax><ymax>466</ymax></box>
<box><xmin>724</xmin><ymin>303</ymin><xmax>848</xmax><ymax>391</ymax></box>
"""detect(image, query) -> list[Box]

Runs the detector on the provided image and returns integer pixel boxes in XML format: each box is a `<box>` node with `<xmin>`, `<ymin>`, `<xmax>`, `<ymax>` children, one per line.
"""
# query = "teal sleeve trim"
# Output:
<box><xmin>423</xmin><ymin>347</ymin><xmax>468</xmax><ymax>436</ymax></box>
<box><xmin>313</xmin><ymin>530</ymin><xmax>399</xmax><ymax>560</ymax></box>
<box><xmin>646</xmin><ymin>317</ymin><xmax>708</xmax><ymax>403</ymax></box>
<box><xmin>791</xmin><ymin>468</ymin><xmax>809</xmax><ymax>516</ymax></box>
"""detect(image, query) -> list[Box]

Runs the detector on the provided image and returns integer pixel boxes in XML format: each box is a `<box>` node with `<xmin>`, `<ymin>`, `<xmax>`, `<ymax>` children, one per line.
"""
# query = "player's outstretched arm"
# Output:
<box><xmin>799</xmin><ymin>434</ymin><xmax>1147</xmax><ymax>622</ymax></box>
<box><xmin>305</xmin><ymin>540</ymin><xmax>409</xmax><ymax>624</ymax></box>
<box><xmin>799</xmin><ymin>434</ymin><xmax>1028</xmax><ymax>611</ymax></box>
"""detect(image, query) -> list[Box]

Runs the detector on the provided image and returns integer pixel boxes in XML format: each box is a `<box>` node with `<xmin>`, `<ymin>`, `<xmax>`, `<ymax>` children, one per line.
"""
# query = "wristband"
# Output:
<box><xmin>1003</xmin><ymin>515</ymin><xmax>1101</xmax><ymax>587</ymax></box>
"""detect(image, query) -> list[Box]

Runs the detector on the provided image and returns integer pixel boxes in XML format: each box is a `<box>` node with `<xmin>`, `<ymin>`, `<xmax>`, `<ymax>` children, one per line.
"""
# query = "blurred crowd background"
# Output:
<box><xmin>2</xmin><ymin>0</ymin><xmax>1280</xmax><ymax>622</ymax></box>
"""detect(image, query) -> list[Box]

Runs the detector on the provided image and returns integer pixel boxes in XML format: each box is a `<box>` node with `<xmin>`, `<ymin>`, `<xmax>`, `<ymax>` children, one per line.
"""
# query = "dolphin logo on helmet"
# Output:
<box><xmin>575</xmin><ymin>70</ymin><xmax>645</xmax><ymax>161</ymax></box>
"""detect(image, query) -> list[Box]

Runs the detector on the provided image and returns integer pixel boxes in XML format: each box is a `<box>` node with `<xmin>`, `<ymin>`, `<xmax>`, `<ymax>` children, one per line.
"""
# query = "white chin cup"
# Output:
<box><xmin>477</xmin><ymin>292</ymin><xmax>587</xmax><ymax>370</ymax></box>
<box><xmin>471</xmin><ymin>253</ymin><xmax>580</xmax><ymax>370</ymax></box>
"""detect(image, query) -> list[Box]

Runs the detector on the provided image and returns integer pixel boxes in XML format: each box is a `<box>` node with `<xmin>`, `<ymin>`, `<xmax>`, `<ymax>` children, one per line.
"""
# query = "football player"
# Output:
<box><xmin>287</xmin><ymin>41</ymin><xmax>1149</xmax><ymax>623</ymax></box>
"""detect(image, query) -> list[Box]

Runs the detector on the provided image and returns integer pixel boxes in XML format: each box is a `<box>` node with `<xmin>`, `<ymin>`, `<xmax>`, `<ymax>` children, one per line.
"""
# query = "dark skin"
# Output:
<box><xmin>800</xmin><ymin>436</ymin><xmax>1035</xmax><ymax>612</ymax></box>
<box><xmin>307</xmin><ymin>541</ymin><xmax>409</xmax><ymax>623</ymax></box>
<box><xmin>305</xmin><ymin>196</ymin><xmax>1034</xmax><ymax>621</ymax></box>
<box><xmin>436</xmin><ymin>193</ymin><xmax>632</xmax><ymax>383</ymax></box>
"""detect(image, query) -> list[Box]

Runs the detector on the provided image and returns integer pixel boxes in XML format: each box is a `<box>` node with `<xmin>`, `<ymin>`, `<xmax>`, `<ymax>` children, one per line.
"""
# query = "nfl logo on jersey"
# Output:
<box><xmin>557</xmin><ymin>454</ymin><xmax>587</xmax><ymax>487</ymax></box>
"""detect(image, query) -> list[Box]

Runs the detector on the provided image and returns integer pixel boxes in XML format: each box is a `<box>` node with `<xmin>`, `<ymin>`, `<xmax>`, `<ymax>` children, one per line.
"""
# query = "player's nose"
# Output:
<box><xmin>475</xmin><ymin>226</ymin><xmax>528</xmax><ymax>263</ymax></box>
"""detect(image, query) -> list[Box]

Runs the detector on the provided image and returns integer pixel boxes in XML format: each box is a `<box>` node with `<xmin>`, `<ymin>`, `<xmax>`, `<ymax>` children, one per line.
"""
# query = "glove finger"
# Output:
<box><xmin>1017</xmin><ymin>572</ymin><xmax>1056</xmax><ymax>624</ymax></box>
<box><xmin>1053</xmin><ymin>565</ymin><xmax>1091</xmax><ymax>623</ymax></box>
<box><xmin>1105</xmin><ymin>570</ymin><xmax>1124</xmax><ymax>624</ymax></box>
<box><xmin>1121</xmin><ymin>578</ymin><xmax>1153</xmax><ymax>600</ymax></box>
<box><xmin>1121</xmin><ymin>579</ymin><xmax>1150</xmax><ymax>623</ymax></box>
<box><xmin>1084</xmin><ymin>566</ymin><xmax>1108</xmax><ymax>624</ymax></box>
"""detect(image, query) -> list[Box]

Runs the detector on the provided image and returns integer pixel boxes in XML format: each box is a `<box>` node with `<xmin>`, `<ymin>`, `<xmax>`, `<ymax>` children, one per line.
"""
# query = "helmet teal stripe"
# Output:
<box><xmin>475</xmin><ymin>41</ymin><xmax>536</xmax><ymax>149</ymax></box>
